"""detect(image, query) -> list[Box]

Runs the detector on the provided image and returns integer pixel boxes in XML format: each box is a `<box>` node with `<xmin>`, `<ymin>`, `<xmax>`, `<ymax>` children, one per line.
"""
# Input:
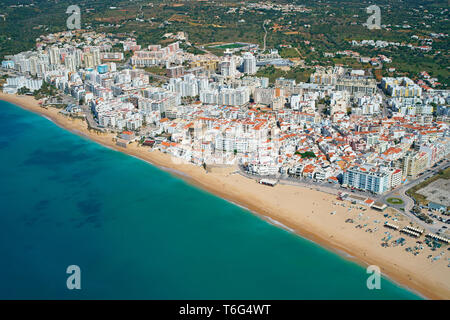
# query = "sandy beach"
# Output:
<box><xmin>1</xmin><ymin>92</ymin><xmax>449</xmax><ymax>300</ymax></box>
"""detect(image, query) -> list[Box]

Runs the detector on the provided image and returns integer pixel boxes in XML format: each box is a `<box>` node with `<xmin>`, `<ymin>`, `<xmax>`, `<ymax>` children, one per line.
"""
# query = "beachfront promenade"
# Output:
<box><xmin>237</xmin><ymin>160</ymin><xmax>450</xmax><ymax>234</ymax></box>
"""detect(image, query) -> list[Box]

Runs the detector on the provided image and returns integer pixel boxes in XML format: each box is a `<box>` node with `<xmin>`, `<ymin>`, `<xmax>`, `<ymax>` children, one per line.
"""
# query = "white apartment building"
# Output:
<box><xmin>242</xmin><ymin>52</ymin><xmax>257</xmax><ymax>75</ymax></box>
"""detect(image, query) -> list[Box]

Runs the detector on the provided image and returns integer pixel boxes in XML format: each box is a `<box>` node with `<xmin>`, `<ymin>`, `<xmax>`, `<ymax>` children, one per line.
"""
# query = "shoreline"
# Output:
<box><xmin>1</xmin><ymin>92</ymin><xmax>448</xmax><ymax>300</ymax></box>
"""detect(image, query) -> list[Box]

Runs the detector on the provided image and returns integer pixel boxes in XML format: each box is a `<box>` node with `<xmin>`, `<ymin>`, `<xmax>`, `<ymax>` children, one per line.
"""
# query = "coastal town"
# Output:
<box><xmin>2</xmin><ymin>30</ymin><xmax>449</xmax><ymax>223</ymax></box>
<box><xmin>1</xmin><ymin>27</ymin><xmax>449</xmax><ymax>298</ymax></box>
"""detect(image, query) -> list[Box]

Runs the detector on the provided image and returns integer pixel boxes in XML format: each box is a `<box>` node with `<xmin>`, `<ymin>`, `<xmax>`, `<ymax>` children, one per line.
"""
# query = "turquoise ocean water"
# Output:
<box><xmin>0</xmin><ymin>100</ymin><xmax>419</xmax><ymax>299</ymax></box>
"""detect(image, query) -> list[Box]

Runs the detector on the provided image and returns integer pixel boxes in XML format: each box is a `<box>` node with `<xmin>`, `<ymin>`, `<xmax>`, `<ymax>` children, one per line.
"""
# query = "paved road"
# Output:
<box><xmin>262</xmin><ymin>20</ymin><xmax>270</xmax><ymax>52</ymax></box>
<box><xmin>193</xmin><ymin>45</ymin><xmax>217</xmax><ymax>58</ymax></box>
<box><xmin>380</xmin><ymin>159</ymin><xmax>450</xmax><ymax>232</ymax></box>
<box><xmin>382</xmin><ymin>159</ymin><xmax>450</xmax><ymax>208</ymax></box>
<box><xmin>80</xmin><ymin>104</ymin><xmax>107</xmax><ymax>132</ymax></box>
<box><xmin>238</xmin><ymin>169</ymin><xmax>381</xmax><ymax>200</ymax></box>
<box><xmin>376</xmin><ymin>83</ymin><xmax>390</xmax><ymax>118</ymax></box>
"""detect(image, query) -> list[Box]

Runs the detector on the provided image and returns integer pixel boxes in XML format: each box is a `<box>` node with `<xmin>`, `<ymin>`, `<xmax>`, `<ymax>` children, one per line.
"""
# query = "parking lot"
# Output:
<box><xmin>416</xmin><ymin>178</ymin><xmax>450</xmax><ymax>207</ymax></box>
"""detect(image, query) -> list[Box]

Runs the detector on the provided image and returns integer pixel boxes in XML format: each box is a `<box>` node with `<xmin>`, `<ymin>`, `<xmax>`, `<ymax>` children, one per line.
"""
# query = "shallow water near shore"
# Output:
<box><xmin>0</xmin><ymin>100</ymin><xmax>420</xmax><ymax>299</ymax></box>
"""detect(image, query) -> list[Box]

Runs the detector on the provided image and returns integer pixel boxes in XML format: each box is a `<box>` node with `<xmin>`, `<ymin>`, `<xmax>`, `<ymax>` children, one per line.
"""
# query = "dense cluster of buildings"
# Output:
<box><xmin>310</xmin><ymin>67</ymin><xmax>377</xmax><ymax>96</ymax></box>
<box><xmin>351</xmin><ymin>39</ymin><xmax>434</xmax><ymax>52</ymax></box>
<box><xmin>2</xmin><ymin>76</ymin><xmax>43</xmax><ymax>94</ymax></box>
<box><xmin>246</xmin><ymin>2</ymin><xmax>312</xmax><ymax>13</ymax></box>
<box><xmin>2</xmin><ymin>30</ymin><xmax>449</xmax><ymax>196</ymax></box>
